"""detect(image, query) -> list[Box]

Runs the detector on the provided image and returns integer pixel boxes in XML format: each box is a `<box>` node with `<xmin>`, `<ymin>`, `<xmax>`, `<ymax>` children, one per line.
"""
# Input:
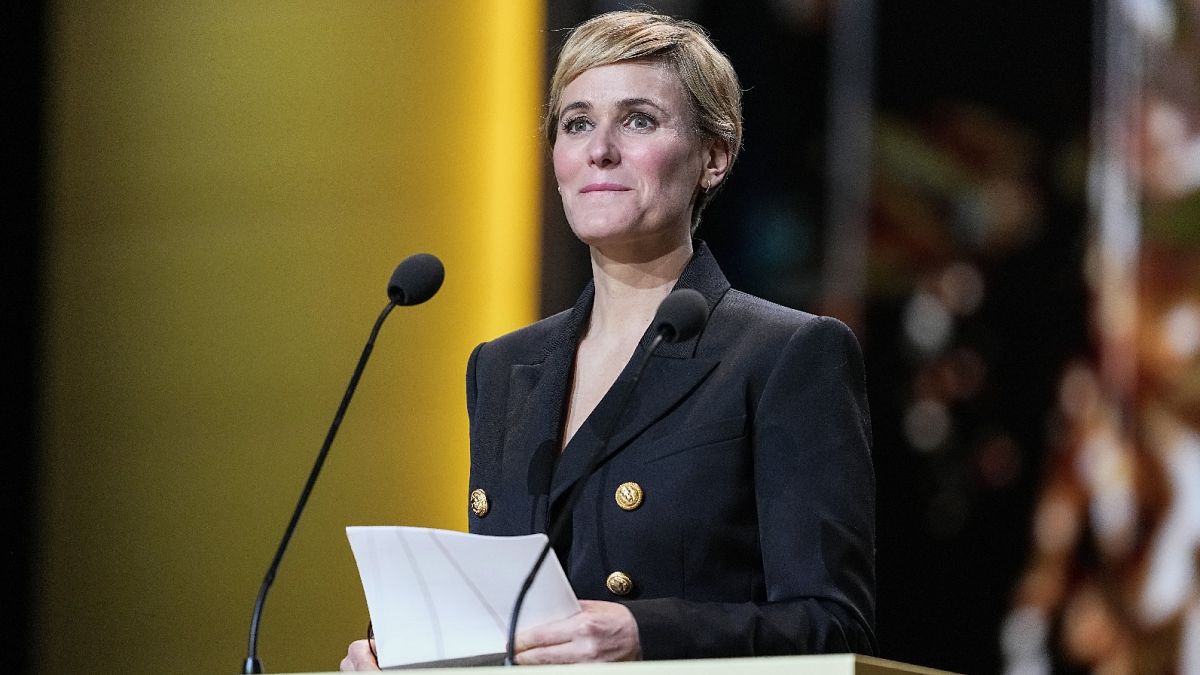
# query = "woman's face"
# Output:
<box><xmin>552</xmin><ymin>60</ymin><xmax>721</xmax><ymax>253</ymax></box>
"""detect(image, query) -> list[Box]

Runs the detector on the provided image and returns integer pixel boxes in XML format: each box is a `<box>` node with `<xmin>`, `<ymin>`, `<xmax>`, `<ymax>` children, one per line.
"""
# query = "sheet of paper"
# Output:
<box><xmin>346</xmin><ymin>526</ymin><xmax>581</xmax><ymax>668</ymax></box>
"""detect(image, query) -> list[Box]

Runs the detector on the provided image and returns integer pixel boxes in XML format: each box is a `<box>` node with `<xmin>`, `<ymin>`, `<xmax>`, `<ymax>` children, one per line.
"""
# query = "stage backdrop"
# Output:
<box><xmin>35</xmin><ymin>2</ymin><xmax>542</xmax><ymax>673</ymax></box>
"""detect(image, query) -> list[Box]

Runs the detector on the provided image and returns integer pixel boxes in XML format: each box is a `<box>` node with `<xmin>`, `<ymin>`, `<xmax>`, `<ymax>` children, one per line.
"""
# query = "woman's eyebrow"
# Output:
<box><xmin>559</xmin><ymin>97</ymin><xmax>668</xmax><ymax>118</ymax></box>
<box><xmin>559</xmin><ymin>101</ymin><xmax>590</xmax><ymax>117</ymax></box>
<box><xmin>617</xmin><ymin>97</ymin><xmax>666</xmax><ymax>112</ymax></box>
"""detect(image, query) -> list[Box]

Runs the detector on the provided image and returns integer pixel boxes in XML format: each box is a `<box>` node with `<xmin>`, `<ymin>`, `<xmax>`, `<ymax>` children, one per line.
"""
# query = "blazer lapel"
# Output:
<box><xmin>499</xmin><ymin>284</ymin><xmax>593</xmax><ymax>531</ymax></box>
<box><xmin>548</xmin><ymin>353</ymin><xmax>719</xmax><ymax>504</ymax></box>
<box><xmin>548</xmin><ymin>240</ymin><xmax>732</xmax><ymax>505</ymax></box>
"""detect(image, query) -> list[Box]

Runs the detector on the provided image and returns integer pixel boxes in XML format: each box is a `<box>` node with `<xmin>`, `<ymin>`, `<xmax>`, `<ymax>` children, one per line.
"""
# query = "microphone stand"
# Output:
<box><xmin>243</xmin><ymin>301</ymin><xmax>396</xmax><ymax>674</ymax></box>
<box><xmin>503</xmin><ymin>332</ymin><xmax>666</xmax><ymax>666</ymax></box>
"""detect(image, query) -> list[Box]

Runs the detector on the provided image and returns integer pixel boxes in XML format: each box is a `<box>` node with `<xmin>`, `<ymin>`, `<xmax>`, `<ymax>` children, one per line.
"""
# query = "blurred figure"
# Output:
<box><xmin>1003</xmin><ymin>259</ymin><xmax>1200</xmax><ymax>674</ymax></box>
<box><xmin>1002</xmin><ymin>4</ymin><xmax>1200</xmax><ymax>671</ymax></box>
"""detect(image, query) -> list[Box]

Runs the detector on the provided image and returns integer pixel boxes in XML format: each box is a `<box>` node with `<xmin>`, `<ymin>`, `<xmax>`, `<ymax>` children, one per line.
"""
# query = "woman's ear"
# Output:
<box><xmin>701</xmin><ymin>139</ymin><xmax>732</xmax><ymax>190</ymax></box>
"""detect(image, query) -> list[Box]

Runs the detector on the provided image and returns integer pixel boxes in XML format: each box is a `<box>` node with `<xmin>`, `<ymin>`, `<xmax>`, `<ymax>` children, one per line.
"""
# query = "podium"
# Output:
<box><xmin>299</xmin><ymin>654</ymin><xmax>956</xmax><ymax>674</ymax></box>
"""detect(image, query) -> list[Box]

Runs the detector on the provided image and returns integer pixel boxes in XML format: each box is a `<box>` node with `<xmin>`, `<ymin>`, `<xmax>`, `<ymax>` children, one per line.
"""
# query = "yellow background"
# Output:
<box><xmin>37</xmin><ymin>2</ymin><xmax>542</xmax><ymax>672</ymax></box>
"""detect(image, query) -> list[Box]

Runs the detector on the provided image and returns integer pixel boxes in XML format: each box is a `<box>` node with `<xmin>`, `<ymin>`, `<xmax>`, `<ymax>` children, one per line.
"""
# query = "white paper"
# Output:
<box><xmin>345</xmin><ymin>526</ymin><xmax>581</xmax><ymax>668</ymax></box>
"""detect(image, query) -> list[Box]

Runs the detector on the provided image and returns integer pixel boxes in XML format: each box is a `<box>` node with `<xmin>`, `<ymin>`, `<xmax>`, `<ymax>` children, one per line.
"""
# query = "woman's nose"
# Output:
<box><xmin>587</xmin><ymin>127</ymin><xmax>620</xmax><ymax>167</ymax></box>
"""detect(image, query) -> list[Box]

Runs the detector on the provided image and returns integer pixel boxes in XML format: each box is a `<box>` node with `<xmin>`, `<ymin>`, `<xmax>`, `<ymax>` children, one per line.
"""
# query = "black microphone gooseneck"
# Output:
<box><xmin>503</xmin><ymin>288</ymin><xmax>709</xmax><ymax>666</ymax></box>
<box><xmin>242</xmin><ymin>253</ymin><xmax>445</xmax><ymax>674</ymax></box>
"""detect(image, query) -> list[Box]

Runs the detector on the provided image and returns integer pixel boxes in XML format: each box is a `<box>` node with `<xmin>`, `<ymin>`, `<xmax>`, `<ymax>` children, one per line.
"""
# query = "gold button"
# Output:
<box><xmin>606</xmin><ymin>571</ymin><xmax>634</xmax><ymax>596</ymax></box>
<box><xmin>614</xmin><ymin>481</ymin><xmax>644</xmax><ymax>511</ymax></box>
<box><xmin>469</xmin><ymin>488</ymin><xmax>489</xmax><ymax>518</ymax></box>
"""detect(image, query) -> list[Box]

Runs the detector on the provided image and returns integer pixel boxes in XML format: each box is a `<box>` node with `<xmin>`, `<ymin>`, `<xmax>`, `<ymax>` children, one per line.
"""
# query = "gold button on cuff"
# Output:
<box><xmin>614</xmin><ymin>481</ymin><xmax>644</xmax><ymax>511</ymax></box>
<box><xmin>606</xmin><ymin>571</ymin><xmax>634</xmax><ymax>596</ymax></box>
<box><xmin>469</xmin><ymin>488</ymin><xmax>489</xmax><ymax>518</ymax></box>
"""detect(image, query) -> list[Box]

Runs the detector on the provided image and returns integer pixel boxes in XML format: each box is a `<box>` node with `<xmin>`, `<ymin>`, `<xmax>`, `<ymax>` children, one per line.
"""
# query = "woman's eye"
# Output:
<box><xmin>562</xmin><ymin>117</ymin><xmax>592</xmax><ymax>134</ymax></box>
<box><xmin>626</xmin><ymin>113</ymin><xmax>656</xmax><ymax>131</ymax></box>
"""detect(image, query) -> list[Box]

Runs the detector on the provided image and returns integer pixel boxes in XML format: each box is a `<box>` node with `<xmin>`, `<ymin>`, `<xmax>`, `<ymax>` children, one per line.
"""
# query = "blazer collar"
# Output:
<box><xmin>555</xmin><ymin>239</ymin><xmax>733</xmax><ymax>360</ymax></box>
<box><xmin>636</xmin><ymin>239</ymin><xmax>732</xmax><ymax>359</ymax></box>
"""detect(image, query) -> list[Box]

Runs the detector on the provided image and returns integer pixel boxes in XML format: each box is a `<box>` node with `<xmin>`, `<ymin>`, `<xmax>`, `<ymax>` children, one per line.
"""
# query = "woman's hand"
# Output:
<box><xmin>513</xmin><ymin>599</ymin><xmax>642</xmax><ymax>664</ymax></box>
<box><xmin>339</xmin><ymin>639</ymin><xmax>380</xmax><ymax>671</ymax></box>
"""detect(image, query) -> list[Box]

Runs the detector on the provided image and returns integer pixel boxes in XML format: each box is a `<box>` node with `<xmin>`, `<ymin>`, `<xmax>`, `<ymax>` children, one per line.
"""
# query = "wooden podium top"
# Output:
<box><xmin>296</xmin><ymin>654</ymin><xmax>956</xmax><ymax>675</ymax></box>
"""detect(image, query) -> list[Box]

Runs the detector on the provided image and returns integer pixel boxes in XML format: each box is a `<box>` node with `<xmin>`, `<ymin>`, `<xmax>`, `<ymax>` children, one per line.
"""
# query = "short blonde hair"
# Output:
<box><xmin>545</xmin><ymin>11</ymin><xmax>743</xmax><ymax>230</ymax></box>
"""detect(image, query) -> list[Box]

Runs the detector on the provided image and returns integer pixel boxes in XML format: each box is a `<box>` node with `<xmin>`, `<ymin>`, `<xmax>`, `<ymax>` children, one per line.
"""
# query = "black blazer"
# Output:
<box><xmin>465</xmin><ymin>242</ymin><xmax>876</xmax><ymax>658</ymax></box>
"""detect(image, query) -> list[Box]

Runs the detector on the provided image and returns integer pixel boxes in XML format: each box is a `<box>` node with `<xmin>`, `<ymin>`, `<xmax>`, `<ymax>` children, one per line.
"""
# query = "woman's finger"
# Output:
<box><xmin>516</xmin><ymin>640</ymin><xmax>596</xmax><ymax>665</ymax></box>
<box><xmin>513</xmin><ymin>600</ymin><xmax>640</xmax><ymax>663</ymax></box>
<box><xmin>513</xmin><ymin>615</ymin><xmax>576</xmax><ymax>654</ymax></box>
<box><xmin>339</xmin><ymin>639</ymin><xmax>380</xmax><ymax>671</ymax></box>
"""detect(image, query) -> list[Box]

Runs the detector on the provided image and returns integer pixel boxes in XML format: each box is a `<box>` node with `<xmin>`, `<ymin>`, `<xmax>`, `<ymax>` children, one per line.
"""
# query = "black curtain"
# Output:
<box><xmin>2</xmin><ymin>3</ymin><xmax>45</xmax><ymax>673</ymax></box>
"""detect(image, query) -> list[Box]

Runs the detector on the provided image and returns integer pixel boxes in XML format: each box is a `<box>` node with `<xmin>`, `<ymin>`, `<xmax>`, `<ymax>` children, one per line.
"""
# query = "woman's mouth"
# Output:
<box><xmin>580</xmin><ymin>183</ymin><xmax>632</xmax><ymax>193</ymax></box>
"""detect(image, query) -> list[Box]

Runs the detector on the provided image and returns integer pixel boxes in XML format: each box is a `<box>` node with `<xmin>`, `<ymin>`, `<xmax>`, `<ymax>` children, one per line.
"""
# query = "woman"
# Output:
<box><xmin>342</xmin><ymin>10</ymin><xmax>874</xmax><ymax>669</ymax></box>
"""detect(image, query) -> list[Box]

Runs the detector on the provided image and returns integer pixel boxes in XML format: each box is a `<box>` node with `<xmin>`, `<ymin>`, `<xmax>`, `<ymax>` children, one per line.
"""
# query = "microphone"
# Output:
<box><xmin>503</xmin><ymin>288</ymin><xmax>709</xmax><ymax>666</ymax></box>
<box><xmin>242</xmin><ymin>253</ymin><xmax>445</xmax><ymax>674</ymax></box>
<box><xmin>388</xmin><ymin>253</ymin><xmax>445</xmax><ymax>306</ymax></box>
<box><xmin>650</xmin><ymin>288</ymin><xmax>708</xmax><ymax>353</ymax></box>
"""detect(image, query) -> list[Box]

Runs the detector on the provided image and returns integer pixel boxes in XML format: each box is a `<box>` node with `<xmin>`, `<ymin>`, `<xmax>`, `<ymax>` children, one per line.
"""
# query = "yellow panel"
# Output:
<box><xmin>36</xmin><ymin>2</ymin><xmax>542</xmax><ymax>672</ymax></box>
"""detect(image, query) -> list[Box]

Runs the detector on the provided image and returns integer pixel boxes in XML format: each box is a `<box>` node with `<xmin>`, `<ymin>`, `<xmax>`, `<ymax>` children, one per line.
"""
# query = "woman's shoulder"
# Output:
<box><xmin>715</xmin><ymin>288</ymin><xmax>852</xmax><ymax>334</ymax></box>
<box><xmin>704</xmin><ymin>288</ymin><xmax>861</xmax><ymax>360</ymax></box>
<box><xmin>472</xmin><ymin>306</ymin><xmax>575</xmax><ymax>365</ymax></box>
<box><xmin>701</xmin><ymin>290</ymin><xmax>867</xmax><ymax>406</ymax></box>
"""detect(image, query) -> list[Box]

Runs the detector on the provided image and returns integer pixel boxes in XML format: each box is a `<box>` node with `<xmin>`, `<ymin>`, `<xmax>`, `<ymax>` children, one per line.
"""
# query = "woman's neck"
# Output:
<box><xmin>586</xmin><ymin>237</ymin><xmax>693</xmax><ymax>340</ymax></box>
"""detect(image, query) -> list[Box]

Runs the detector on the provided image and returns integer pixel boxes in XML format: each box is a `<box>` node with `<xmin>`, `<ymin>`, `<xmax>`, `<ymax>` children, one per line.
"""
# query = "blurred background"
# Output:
<box><xmin>5</xmin><ymin>1</ymin><xmax>1200</xmax><ymax>673</ymax></box>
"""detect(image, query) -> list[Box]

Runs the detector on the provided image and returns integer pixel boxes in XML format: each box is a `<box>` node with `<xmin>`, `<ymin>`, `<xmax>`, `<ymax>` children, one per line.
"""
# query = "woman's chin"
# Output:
<box><xmin>570</xmin><ymin>223</ymin><xmax>635</xmax><ymax>247</ymax></box>
<box><xmin>572</xmin><ymin>227</ymin><xmax>643</xmax><ymax>246</ymax></box>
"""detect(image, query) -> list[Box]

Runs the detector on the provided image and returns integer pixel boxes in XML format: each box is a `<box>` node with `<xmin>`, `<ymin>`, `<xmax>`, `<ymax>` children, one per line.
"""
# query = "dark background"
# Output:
<box><xmin>4</xmin><ymin>3</ymin><xmax>44</xmax><ymax>674</ymax></box>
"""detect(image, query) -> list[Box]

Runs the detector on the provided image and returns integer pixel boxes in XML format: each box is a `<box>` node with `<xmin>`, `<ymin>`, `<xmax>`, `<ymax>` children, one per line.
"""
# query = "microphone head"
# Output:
<box><xmin>387</xmin><ymin>253</ymin><xmax>445</xmax><ymax>306</ymax></box>
<box><xmin>652</xmin><ymin>288</ymin><xmax>708</xmax><ymax>343</ymax></box>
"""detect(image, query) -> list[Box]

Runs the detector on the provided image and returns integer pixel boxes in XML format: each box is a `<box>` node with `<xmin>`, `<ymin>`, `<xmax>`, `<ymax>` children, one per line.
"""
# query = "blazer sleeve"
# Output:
<box><xmin>466</xmin><ymin>341</ymin><xmax>483</xmax><ymax>423</ymax></box>
<box><xmin>625</xmin><ymin>316</ymin><xmax>877</xmax><ymax>658</ymax></box>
